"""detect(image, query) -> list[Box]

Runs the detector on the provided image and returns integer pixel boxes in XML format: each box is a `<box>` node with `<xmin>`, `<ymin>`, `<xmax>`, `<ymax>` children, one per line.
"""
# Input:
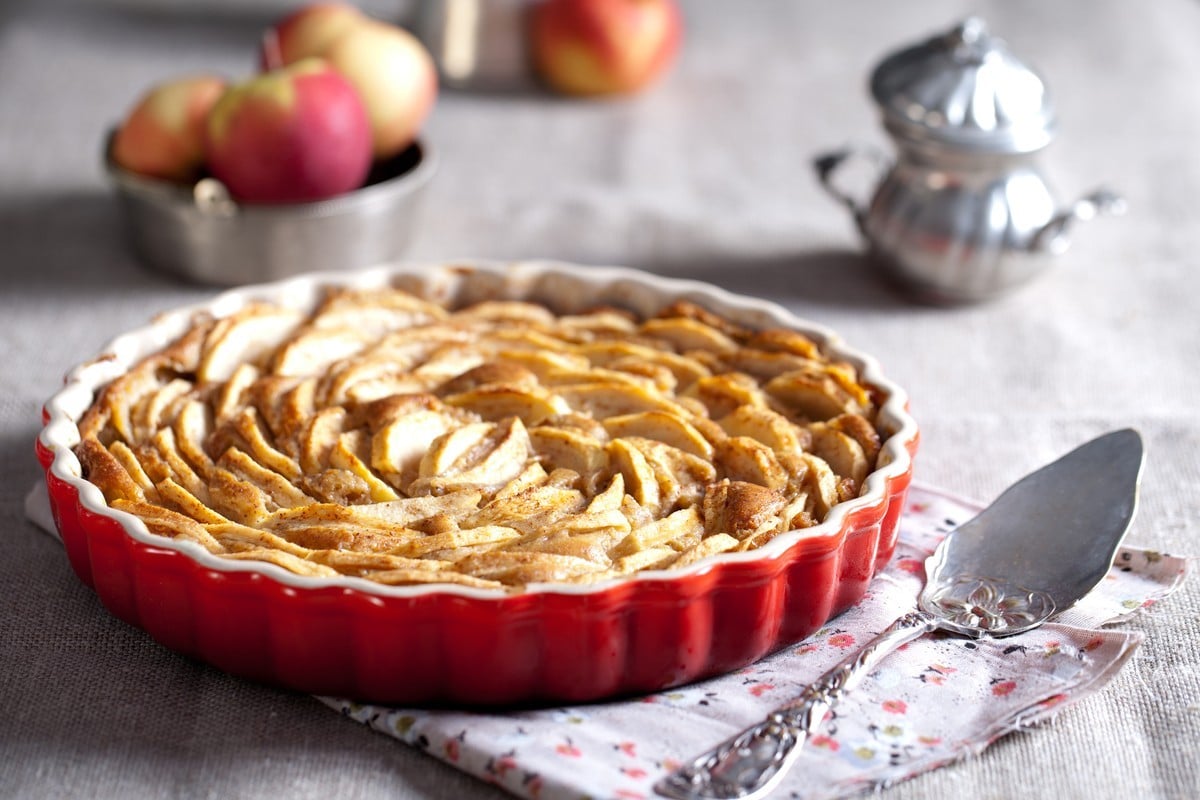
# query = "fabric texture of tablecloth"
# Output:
<box><xmin>25</xmin><ymin>481</ymin><xmax>1188</xmax><ymax>800</ymax></box>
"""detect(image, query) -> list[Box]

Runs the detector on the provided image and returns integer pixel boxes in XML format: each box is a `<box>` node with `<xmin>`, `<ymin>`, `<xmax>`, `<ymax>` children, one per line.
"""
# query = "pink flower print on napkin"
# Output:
<box><xmin>554</xmin><ymin>739</ymin><xmax>582</xmax><ymax>758</ymax></box>
<box><xmin>828</xmin><ymin>633</ymin><xmax>856</xmax><ymax>649</ymax></box>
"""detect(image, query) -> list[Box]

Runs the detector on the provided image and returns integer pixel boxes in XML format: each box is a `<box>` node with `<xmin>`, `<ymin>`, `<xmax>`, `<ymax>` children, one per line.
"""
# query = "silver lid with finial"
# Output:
<box><xmin>869</xmin><ymin>18</ymin><xmax>1056</xmax><ymax>154</ymax></box>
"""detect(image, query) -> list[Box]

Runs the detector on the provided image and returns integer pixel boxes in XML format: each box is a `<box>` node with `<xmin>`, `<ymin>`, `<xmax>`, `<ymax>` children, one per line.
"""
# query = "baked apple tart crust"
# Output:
<box><xmin>76</xmin><ymin>286</ymin><xmax>883</xmax><ymax>591</ymax></box>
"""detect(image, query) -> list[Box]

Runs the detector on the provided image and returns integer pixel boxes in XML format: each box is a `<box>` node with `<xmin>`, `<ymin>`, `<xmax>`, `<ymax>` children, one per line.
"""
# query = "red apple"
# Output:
<box><xmin>204</xmin><ymin>59</ymin><xmax>372</xmax><ymax>204</ymax></box>
<box><xmin>530</xmin><ymin>0</ymin><xmax>682</xmax><ymax>96</ymax></box>
<box><xmin>260</xmin><ymin>2</ymin><xmax>365</xmax><ymax>69</ymax></box>
<box><xmin>111</xmin><ymin>76</ymin><xmax>226</xmax><ymax>182</ymax></box>
<box><xmin>320</xmin><ymin>20</ymin><xmax>438</xmax><ymax>160</ymax></box>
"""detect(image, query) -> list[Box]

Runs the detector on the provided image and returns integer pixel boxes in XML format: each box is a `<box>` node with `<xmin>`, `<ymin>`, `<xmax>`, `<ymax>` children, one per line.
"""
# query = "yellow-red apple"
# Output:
<box><xmin>204</xmin><ymin>59</ymin><xmax>372</xmax><ymax>204</ymax></box>
<box><xmin>530</xmin><ymin>0</ymin><xmax>682</xmax><ymax>96</ymax></box>
<box><xmin>111</xmin><ymin>76</ymin><xmax>226</xmax><ymax>182</ymax></box>
<box><xmin>260</xmin><ymin>2</ymin><xmax>365</xmax><ymax>68</ymax></box>
<box><xmin>321</xmin><ymin>20</ymin><xmax>438</xmax><ymax>160</ymax></box>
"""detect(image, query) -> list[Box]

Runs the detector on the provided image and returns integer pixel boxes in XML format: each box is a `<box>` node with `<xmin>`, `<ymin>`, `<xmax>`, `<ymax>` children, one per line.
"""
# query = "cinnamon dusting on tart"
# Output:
<box><xmin>75</xmin><ymin>287</ymin><xmax>882</xmax><ymax>590</ymax></box>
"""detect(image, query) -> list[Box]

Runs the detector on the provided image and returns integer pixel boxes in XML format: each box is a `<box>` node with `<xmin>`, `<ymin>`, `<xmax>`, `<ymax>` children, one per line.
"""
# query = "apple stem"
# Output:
<box><xmin>262</xmin><ymin>28</ymin><xmax>284</xmax><ymax>71</ymax></box>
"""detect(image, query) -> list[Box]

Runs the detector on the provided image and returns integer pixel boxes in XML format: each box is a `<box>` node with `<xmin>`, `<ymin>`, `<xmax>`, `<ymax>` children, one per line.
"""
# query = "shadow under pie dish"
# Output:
<box><xmin>37</xmin><ymin>261</ymin><xmax>918</xmax><ymax>705</ymax></box>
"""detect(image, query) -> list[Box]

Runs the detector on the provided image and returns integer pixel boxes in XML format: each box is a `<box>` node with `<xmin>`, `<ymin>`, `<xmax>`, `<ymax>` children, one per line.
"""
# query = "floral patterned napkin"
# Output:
<box><xmin>27</xmin><ymin>484</ymin><xmax>1188</xmax><ymax>800</ymax></box>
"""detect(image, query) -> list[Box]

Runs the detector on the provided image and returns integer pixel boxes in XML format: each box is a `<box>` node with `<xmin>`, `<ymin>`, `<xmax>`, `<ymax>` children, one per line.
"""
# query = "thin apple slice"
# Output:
<box><xmin>411</xmin><ymin>417</ymin><xmax>533</xmax><ymax>496</ymax></box>
<box><xmin>622</xmin><ymin>436</ymin><xmax>715</xmax><ymax>511</ymax></box>
<box><xmin>467</xmin><ymin>483</ymin><xmax>587</xmax><ymax>535</ymax></box>
<box><xmin>494</xmin><ymin>348</ymin><xmax>592</xmax><ymax>379</ymax></box>
<box><xmin>828</xmin><ymin>412</ymin><xmax>882</xmax><ymax>466</ymax></box>
<box><xmin>417</xmin><ymin>421</ymin><xmax>494</xmax><ymax>477</ymax></box>
<box><xmin>701</xmin><ymin>479</ymin><xmax>786</xmax><ymax>540</ymax></box>
<box><xmin>809</xmin><ymin>423</ymin><xmax>870</xmax><ymax>486</ymax></box>
<box><xmin>329</xmin><ymin>431</ymin><xmax>400</xmax><ymax>502</ymax></box>
<box><xmin>155</xmin><ymin>477</ymin><xmax>228</xmax><ymax>524</ymax></box>
<box><xmin>298</xmin><ymin>406</ymin><xmax>347</xmax><ymax>475</ymax></box>
<box><xmin>130</xmin><ymin>378</ymin><xmax>192</xmax><ymax>442</ymax></box>
<box><xmin>231</xmin><ymin>407</ymin><xmax>302</xmax><ymax>481</ymax></box>
<box><xmin>639</xmin><ymin>316</ymin><xmax>739</xmax><ymax>356</ymax></box>
<box><xmin>602</xmin><ymin>410</ymin><xmax>714</xmax><ymax>460</ymax></box>
<box><xmin>397</xmin><ymin>525</ymin><xmax>522</xmax><ymax>558</ymax></box>
<box><xmin>607</xmin><ymin>438</ymin><xmax>660</xmax><ymax>512</ymax></box>
<box><xmin>610</xmin><ymin>506</ymin><xmax>703</xmax><ymax>558</ymax></box>
<box><xmin>798</xmin><ymin>452</ymin><xmax>840</xmax><ymax>518</ymax></box>
<box><xmin>454</xmin><ymin>300</ymin><xmax>557</xmax><ymax>325</ymax></box>
<box><xmin>745</xmin><ymin>329</ymin><xmax>822</xmax><ymax>359</ymax></box>
<box><xmin>113</xmin><ymin>499</ymin><xmax>224</xmax><ymax>552</ymax></box>
<box><xmin>730</xmin><ymin>349</ymin><xmax>824</xmax><ymax>381</ymax></box>
<box><xmin>151</xmin><ymin>427</ymin><xmax>209</xmax><ymax>498</ymax></box>
<box><xmin>315</xmin><ymin>287</ymin><xmax>447</xmax><ymax>321</ymax></box>
<box><xmin>271</xmin><ymin>327</ymin><xmax>373</xmax><ymax>378</ymax></box>
<box><xmin>528</xmin><ymin>426</ymin><xmax>608</xmax><ymax>480</ymax></box>
<box><xmin>718</xmin><ymin>404</ymin><xmax>807</xmax><ymax>455</ymax></box>
<box><xmin>198</xmin><ymin>306</ymin><xmax>304</xmax><ymax>384</ymax></box>
<box><xmin>452</xmin><ymin>550</ymin><xmax>605</xmax><ymax>584</ymax></box>
<box><xmin>764</xmin><ymin>369</ymin><xmax>868</xmax><ymax>422</ymax></box>
<box><xmin>670</xmin><ymin>532</ymin><xmax>740</xmax><ymax>570</ymax></box>
<box><xmin>683</xmin><ymin>373</ymin><xmax>766</xmax><ymax>419</ymax></box>
<box><xmin>219</xmin><ymin>447</ymin><xmax>311</xmax><ymax>509</ymax></box>
<box><xmin>370</xmin><ymin>408</ymin><xmax>456</xmax><ymax>478</ymax></box>
<box><xmin>715</xmin><ymin>435</ymin><xmax>789</xmax><ymax>490</ymax></box>
<box><xmin>212</xmin><ymin>363</ymin><xmax>260</xmax><ymax>424</ymax></box>
<box><xmin>612</xmin><ymin>546</ymin><xmax>679</xmax><ymax>574</ymax></box>
<box><xmin>443</xmin><ymin>385</ymin><xmax>570</xmax><ymax>426</ymax></box>
<box><xmin>172</xmin><ymin>399</ymin><xmax>214</xmax><ymax>475</ymax></box>
<box><xmin>77</xmin><ymin>439</ymin><xmax>153</xmax><ymax>504</ymax></box>
<box><xmin>555</xmin><ymin>381</ymin><xmax>683</xmax><ymax>419</ymax></box>
<box><xmin>346</xmin><ymin>491</ymin><xmax>484</xmax><ymax>527</ymax></box>
<box><xmin>205</xmin><ymin>466</ymin><xmax>275</xmax><ymax>525</ymax></box>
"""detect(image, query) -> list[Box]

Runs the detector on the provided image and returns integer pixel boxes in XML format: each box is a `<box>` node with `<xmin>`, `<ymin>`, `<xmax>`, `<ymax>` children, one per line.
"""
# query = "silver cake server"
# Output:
<box><xmin>656</xmin><ymin>429</ymin><xmax>1144</xmax><ymax>800</ymax></box>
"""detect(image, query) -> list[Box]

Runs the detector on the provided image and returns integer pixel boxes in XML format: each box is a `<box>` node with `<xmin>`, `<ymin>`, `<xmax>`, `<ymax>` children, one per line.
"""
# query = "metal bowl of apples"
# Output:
<box><xmin>105</xmin><ymin>136</ymin><xmax>436</xmax><ymax>287</ymax></box>
<box><xmin>104</xmin><ymin>4</ymin><xmax>439</xmax><ymax>287</ymax></box>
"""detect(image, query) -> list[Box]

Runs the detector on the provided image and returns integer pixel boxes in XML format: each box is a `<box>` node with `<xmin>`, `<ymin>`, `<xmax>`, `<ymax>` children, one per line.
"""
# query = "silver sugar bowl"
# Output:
<box><xmin>816</xmin><ymin>18</ymin><xmax>1124</xmax><ymax>303</ymax></box>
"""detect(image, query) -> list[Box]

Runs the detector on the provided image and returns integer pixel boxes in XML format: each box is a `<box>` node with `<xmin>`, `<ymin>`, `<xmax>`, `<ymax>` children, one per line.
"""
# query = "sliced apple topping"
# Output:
<box><xmin>715</xmin><ymin>435</ymin><xmax>789</xmax><ymax>490</ymax></box>
<box><xmin>683</xmin><ymin>373</ymin><xmax>766</xmax><ymax>419</ymax></box>
<box><xmin>600</xmin><ymin>410</ymin><xmax>710</xmax><ymax>460</ymax></box>
<box><xmin>198</xmin><ymin>305</ymin><xmax>305</xmax><ymax>384</ymax></box>
<box><xmin>272</xmin><ymin>327</ymin><xmax>374</xmax><ymax>378</ymax></box>
<box><xmin>809</xmin><ymin>421</ymin><xmax>870</xmax><ymax>488</ymax></box>
<box><xmin>718</xmin><ymin>404</ymin><xmax>808</xmax><ymax>456</ymax></box>
<box><xmin>410</xmin><ymin>417</ymin><xmax>533</xmax><ymax>496</ymax></box>
<box><xmin>443</xmin><ymin>385</ymin><xmax>570</xmax><ymax>426</ymax></box>
<box><xmin>702</xmin><ymin>479</ymin><xmax>787</xmax><ymax>541</ymax></box>
<box><xmin>76</xmin><ymin>283</ymin><xmax>886</xmax><ymax>589</ymax></box>
<box><xmin>639</xmin><ymin>316</ymin><xmax>739</xmax><ymax>356</ymax></box>
<box><xmin>764</xmin><ymin>368</ymin><xmax>872</xmax><ymax>422</ymax></box>
<box><xmin>529</xmin><ymin>425</ymin><xmax>609</xmax><ymax>483</ymax></box>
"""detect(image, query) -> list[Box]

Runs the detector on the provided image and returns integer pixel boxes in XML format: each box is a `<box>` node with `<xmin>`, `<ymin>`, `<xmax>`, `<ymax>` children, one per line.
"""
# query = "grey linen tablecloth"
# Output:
<box><xmin>2</xmin><ymin>1</ymin><xmax>1198</xmax><ymax>798</ymax></box>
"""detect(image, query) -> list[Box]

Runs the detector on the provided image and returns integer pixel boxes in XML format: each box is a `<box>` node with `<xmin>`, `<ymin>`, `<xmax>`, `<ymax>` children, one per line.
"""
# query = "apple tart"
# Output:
<box><xmin>75</xmin><ymin>287</ymin><xmax>883</xmax><ymax>591</ymax></box>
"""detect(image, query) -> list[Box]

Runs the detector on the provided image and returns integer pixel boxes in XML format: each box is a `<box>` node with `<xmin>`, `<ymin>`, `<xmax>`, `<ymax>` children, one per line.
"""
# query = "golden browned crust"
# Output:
<box><xmin>74</xmin><ymin>288</ymin><xmax>882</xmax><ymax>590</ymax></box>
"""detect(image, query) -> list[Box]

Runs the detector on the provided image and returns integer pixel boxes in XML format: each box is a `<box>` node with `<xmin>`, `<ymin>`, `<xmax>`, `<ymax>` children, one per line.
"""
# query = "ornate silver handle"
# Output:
<box><xmin>654</xmin><ymin>611</ymin><xmax>940</xmax><ymax>800</ymax></box>
<box><xmin>812</xmin><ymin>145</ymin><xmax>890</xmax><ymax>237</ymax></box>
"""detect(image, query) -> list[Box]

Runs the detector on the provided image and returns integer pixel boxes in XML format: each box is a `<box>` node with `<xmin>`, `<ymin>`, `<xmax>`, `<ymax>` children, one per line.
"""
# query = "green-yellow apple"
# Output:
<box><xmin>530</xmin><ymin>0</ymin><xmax>682</xmax><ymax>96</ymax></box>
<box><xmin>111</xmin><ymin>75</ymin><xmax>226</xmax><ymax>182</ymax></box>
<box><xmin>260</xmin><ymin>2</ymin><xmax>365</xmax><ymax>68</ymax></box>
<box><xmin>320</xmin><ymin>20</ymin><xmax>438</xmax><ymax>160</ymax></box>
<box><xmin>204</xmin><ymin>59</ymin><xmax>372</xmax><ymax>204</ymax></box>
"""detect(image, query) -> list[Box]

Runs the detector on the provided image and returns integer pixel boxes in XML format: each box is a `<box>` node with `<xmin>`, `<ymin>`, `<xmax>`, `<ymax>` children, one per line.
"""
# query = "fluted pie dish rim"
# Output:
<box><xmin>36</xmin><ymin>260</ymin><xmax>919</xmax><ymax>704</ymax></box>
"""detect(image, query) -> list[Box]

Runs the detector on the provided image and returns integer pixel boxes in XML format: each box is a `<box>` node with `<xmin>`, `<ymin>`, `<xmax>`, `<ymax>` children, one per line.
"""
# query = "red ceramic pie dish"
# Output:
<box><xmin>37</xmin><ymin>261</ymin><xmax>918</xmax><ymax>706</ymax></box>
